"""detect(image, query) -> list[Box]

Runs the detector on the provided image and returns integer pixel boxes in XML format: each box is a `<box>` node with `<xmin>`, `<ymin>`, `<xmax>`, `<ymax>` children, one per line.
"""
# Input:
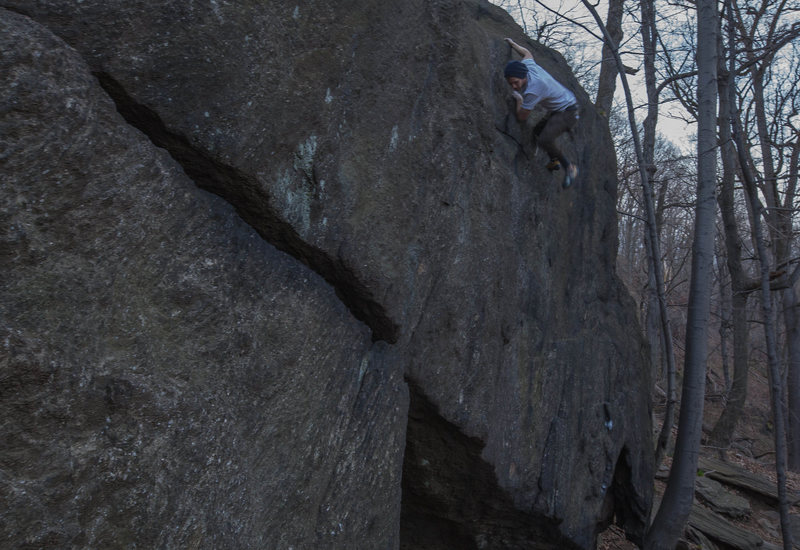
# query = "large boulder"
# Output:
<box><xmin>1</xmin><ymin>10</ymin><xmax>406</xmax><ymax>548</ymax></box>
<box><xmin>1</xmin><ymin>0</ymin><xmax>653</xmax><ymax>548</ymax></box>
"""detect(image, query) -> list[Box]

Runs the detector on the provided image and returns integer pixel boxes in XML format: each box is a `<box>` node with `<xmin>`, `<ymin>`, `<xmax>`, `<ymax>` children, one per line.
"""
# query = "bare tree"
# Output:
<box><xmin>708</xmin><ymin>25</ymin><xmax>754</xmax><ymax>452</ymax></box>
<box><xmin>729</xmin><ymin>76</ymin><xmax>795</xmax><ymax>550</ymax></box>
<box><xmin>645</xmin><ymin>0</ymin><xmax>718</xmax><ymax>547</ymax></box>
<box><xmin>725</xmin><ymin>0</ymin><xmax>797</xmax><ymax>545</ymax></box>
<box><xmin>595</xmin><ymin>0</ymin><xmax>624</xmax><ymax>115</ymax></box>
<box><xmin>639</xmin><ymin>0</ymin><xmax>681</xmax><ymax>470</ymax></box>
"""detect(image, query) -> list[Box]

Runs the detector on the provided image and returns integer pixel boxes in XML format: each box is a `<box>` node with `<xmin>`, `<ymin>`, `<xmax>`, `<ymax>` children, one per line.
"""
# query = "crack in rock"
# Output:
<box><xmin>94</xmin><ymin>71</ymin><xmax>399</xmax><ymax>343</ymax></box>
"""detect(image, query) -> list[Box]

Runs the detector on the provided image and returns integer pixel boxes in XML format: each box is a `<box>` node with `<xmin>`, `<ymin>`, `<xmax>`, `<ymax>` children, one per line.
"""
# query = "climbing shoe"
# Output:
<box><xmin>546</xmin><ymin>158</ymin><xmax>561</xmax><ymax>172</ymax></box>
<box><xmin>563</xmin><ymin>163</ymin><xmax>578</xmax><ymax>189</ymax></box>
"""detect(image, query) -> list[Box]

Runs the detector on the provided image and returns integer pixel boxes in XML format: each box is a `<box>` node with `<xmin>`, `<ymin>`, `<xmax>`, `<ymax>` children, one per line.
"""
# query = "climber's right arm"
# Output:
<box><xmin>504</xmin><ymin>38</ymin><xmax>533</xmax><ymax>61</ymax></box>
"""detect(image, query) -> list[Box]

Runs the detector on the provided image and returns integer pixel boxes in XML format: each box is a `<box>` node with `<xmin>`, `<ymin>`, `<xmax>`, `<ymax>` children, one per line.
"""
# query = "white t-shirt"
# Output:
<box><xmin>520</xmin><ymin>58</ymin><xmax>576</xmax><ymax>113</ymax></box>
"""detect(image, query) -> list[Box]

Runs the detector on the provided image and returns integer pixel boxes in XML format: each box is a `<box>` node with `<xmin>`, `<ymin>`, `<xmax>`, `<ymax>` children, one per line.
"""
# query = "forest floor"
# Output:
<box><xmin>598</xmin><ymin>356</ymin><xmax>800</xmax><ymax>549</ymax></box>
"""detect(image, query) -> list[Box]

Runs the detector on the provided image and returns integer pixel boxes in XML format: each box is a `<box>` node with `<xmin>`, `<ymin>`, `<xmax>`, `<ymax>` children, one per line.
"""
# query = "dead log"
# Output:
<box><xmin>698</xmin><ymin>456</ymin><xmax>800</xmax><ymax>504</ymax></box>
<box><xmin>688</xmin><ymin>502</ymin><xmax>763</xmax><ymax>550</ymax></box>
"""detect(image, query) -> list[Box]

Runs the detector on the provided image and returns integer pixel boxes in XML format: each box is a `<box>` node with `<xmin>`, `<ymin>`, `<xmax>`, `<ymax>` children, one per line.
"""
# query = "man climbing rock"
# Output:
<box><xmin>504</xmin><ymin>37</ymin><xmax>579</xmax><ymax>188</ymax></box>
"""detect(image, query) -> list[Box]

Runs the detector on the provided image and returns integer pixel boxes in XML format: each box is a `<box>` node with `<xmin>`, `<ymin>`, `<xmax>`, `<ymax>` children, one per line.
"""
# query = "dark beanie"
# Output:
<box><xmin>504</xmin><ymin>60</ymin><xmax>528</xmax><ymax>80</ymax></box>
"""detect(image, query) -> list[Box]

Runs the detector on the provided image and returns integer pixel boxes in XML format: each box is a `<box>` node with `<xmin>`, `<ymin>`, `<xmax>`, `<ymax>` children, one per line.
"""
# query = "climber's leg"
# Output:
<box><xmin>537</xmin><ymin>108</ymin><xmax>578</xmax><ymax>170</ymax></box>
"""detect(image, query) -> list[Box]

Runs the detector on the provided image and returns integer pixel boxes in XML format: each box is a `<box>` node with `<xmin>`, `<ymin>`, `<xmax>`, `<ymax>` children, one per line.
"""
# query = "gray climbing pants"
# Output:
<box><xmin>538</xmin><ymin>105</ymin><xmax>579</xmax><ymax>168</ymax></box>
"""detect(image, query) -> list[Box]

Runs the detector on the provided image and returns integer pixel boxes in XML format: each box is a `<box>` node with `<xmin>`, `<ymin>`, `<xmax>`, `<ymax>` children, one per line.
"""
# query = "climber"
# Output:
<box><xmin>503</xmin><ymin>37</ymin><xmax>579</xmax><ymax>188</ymax></box>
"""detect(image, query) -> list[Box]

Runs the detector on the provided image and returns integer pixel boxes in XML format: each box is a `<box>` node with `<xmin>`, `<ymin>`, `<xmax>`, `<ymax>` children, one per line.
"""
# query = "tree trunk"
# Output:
<box><xmin>717</xmin><ymin>262</ymin><xmax>731</xmax><ymax>393</ymax></box>
<box><xmin>595</xmin><ymin>0</ymin><xmax>624</xmax><ymax>115</ymax></box>
<box><xmin>738</xmin><ymin>143</ymin><xmax>795</xmax><ymax>550</ymax></box>
<box><xmin>639</xmin><ymin>0</ymin><xmax>678</xmax><ymax>471</ymax></box>
<box><xmin>645</xmin><ymin>0</ymin><xmax>718</xmax><ymax>545</ymax></box>
<box><xmin>709</xmin><ymin>289</ymin><xmax>749</xmax><ymax>449</ymax></box>
<box><xmin>784</xmin><ymin>287</ymin><xmax>800</xmax><ymax>471</ymax></box>
<box><xmin>788</xmin><ymin>142</ymin><xmax>800</xmax><ymax>471</ymax></box>
<box><xmin>709</xmin><ymin>39</ymin><xmax>750</xmax><ymax>452</ymax></box>
<box><xmin>780</xmin><ymin>139</ymin><xmax>800</xmax><ymax>472</ymax></box>
<box><xmin>727</xmin><ymin>2</ymin><xmax>793</xmax><ymax>544</ymax></box>
<box><xmin>646</xmin><ymin>273</ymin><xmax>663</xmax><ymax>381</ymax></box>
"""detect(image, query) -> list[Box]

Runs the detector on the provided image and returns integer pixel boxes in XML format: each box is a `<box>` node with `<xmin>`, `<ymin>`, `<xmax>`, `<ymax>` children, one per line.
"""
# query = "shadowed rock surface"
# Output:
<box><xmin>1</xmin><ymin>1</ymin><xmax>652</xmax><ymax>548</ymax></box>
<box><xmin>1</xmin><ymin>11</ymin><xmax>407</xmax><ymax>548</ymax></box>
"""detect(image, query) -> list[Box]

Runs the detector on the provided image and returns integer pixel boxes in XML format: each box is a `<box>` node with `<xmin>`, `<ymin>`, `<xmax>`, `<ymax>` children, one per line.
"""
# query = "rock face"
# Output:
<box><xmin>0</xmin><ymin>10</ymin><xmax>406</xmax><ymax>548</ymax></box>
<box><xmin>1</xmin><ymin>1</ymin><xmax>653</xmax><ymax>548</ymax></box>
